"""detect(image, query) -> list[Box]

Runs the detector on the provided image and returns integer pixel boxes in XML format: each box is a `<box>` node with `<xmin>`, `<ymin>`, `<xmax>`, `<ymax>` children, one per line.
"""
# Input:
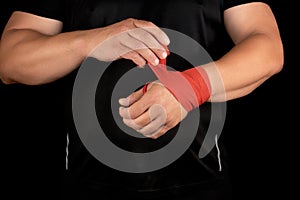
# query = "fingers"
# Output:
<box><xmin>138</xmin><ymin>104</ymin><xmax>167</xmax><ymax>136</ymax></box>
<box><xmin>119</xmin><ymin>85</ymin><xmax>164</xmax><ymax>119</ymax></box>
<box><xmin>122</xmin><ymin>113</ymin><xmax>170</xmax><ymax>140</ymax></box>
<box><xmin>119</xmin><ymin>98</ymin><xmax>150</xmax><ymax>119</ymax></box>
<box><xmin>122</xmin><ymin>111</ymin><xmax>152</xmax><ymax>130</ymax></box>
<box><xmin>139</xmin><ymin>120</ymin><xmax>164</xmax><ymax>137</ymax></box>
<box><xmin>120</xmin><ymin>34</ymin><xmax>160</xmax><ymax>66</ymax></box>
<box><xmin>121</xmin><ymin>51</ymin><xmax>146</xmax><ymax>67</ymax></box>
<box><xmin>116</xmin><ymin>19</ymin><xmax>169</xmax><ymax>66</ymax></box>
<box><xmin>121</xmin><ymin>104</ymin><xmax>166</xmax><ymax>135</ymax></box>
<box><xmin>127</xmin><ymin>28</ymin><xmax>168</xmax><ymax>59</ymax></box>
<box><xmin>119</xmin><ymin>88</ymin><xmax>144</xmax><ymax>107</ymax></box>
<box><xmin>91</xmin><ymin>18</ymin><xmax>170</xmax><ymax>66</ymax></box>
<box><xmin>133</xmin><ymin>19</ymin><xmax>170</xmax><ymax>46</ymax></box>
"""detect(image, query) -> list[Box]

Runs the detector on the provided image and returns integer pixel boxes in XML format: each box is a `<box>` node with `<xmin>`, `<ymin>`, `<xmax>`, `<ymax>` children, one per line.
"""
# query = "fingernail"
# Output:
<box><xmin>162</xmin><ymin>52</ymin><xmax>167</xmax><ymax>59</ymax></box>
<box><xmin>153</xmin><ymin>59</ymin><xmax>159</xmax><ymax>66</ymax></box>
<box><xmin>164</xmin><ymin>37</ymin><xmax>170</xmax><ymax>45</ymax></box>
<box><xmin>119</xmin><ymin>107</ymin><xmax>124</xmax><ymax>116</ymax></box>
<box><xmin>119</xmin><ymin>98</ymin><xmax>127</xmax><ymax>105</ymax></box>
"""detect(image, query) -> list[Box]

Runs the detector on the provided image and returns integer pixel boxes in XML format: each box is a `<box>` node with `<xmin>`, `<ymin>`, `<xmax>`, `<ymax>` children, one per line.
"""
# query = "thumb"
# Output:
<box><xmin>119</xmin><ymin>88</ymin><xmax>144</xmax><ymax>107</ymax></box>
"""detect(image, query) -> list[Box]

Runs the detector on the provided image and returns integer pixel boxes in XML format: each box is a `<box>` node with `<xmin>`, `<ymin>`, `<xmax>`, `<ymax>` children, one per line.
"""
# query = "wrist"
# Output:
<box><xmin>169</xmin><ymin>67</ymin><xmax>211</xmax><ymax>112</ymax></box>
<box><xmin>77</xmin><ymin>27</ymin><xmax>107</xmax><ymax>59</ymax></box>
<box><xmin>182</xmin><ymin>66</ymin><xmax>211</xmax><ymax>100</ymax></box>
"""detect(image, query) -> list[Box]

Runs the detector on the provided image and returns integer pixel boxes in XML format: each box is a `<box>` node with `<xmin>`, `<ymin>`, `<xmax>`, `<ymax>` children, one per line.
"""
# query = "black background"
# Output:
<box><xmin>0</xmin><ymin>1</ymin><xmax>296</xmax><ymax>199</ymax></box>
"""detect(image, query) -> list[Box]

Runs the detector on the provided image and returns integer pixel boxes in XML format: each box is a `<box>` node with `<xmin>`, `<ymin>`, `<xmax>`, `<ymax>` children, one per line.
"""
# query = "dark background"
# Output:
<box><xmin>0</xmin><ymin>1</ymin><xmax>295</xmax><ymax>199</ymax></box>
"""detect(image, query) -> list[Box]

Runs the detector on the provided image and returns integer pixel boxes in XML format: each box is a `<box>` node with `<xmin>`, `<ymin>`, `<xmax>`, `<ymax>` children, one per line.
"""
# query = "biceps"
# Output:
<box><xmin>224</xmin><ymin>2</ymin><xmax>280</xmax><ymax>44</ymax></box>
<box><xmin>2</xmin><ymin>11</ymin><xmax>63</xmax><ymax>37</ymax></box>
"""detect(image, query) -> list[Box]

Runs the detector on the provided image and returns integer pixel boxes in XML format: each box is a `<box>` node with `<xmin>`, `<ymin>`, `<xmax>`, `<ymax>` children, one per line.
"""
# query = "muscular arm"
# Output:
<box><xmin>0</xmin><ymin>12</ymin><xmax>88</xmax><ymax>84</ymax></box>
<box><xmin>0</xmin><ymin>12</ymin><xmax>169</xmax><ymax>85</ymax></box>
<box><xmin>207</xmin><ymin>2</ymin><xmax>284</xmax><ymax>101</ymax></box>
<box><xmin>118</xmin><ymin>2</ymin><xmax>284</xmax><ymax>138</ymax></box>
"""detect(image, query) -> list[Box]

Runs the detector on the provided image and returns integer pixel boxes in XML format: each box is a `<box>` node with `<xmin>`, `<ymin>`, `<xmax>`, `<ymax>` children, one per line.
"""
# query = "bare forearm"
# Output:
<box><xmin>0</xmin><ymin>17</ymin><xmax>170</xmax><ymax>85</ymax></box>
<box><xmin>0</xmin><ymin>29</ymin><xmax>98</xmax><ymax>85</ymax></box>
<box><xmin>205</xmin><ymin>33</ymin><xmax>283</xmax><ymax>101</ymax></box>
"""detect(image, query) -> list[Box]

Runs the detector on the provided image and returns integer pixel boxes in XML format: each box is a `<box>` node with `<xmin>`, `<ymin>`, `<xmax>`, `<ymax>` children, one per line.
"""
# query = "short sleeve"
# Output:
<box><xmin>13</xmin><ymin>0</ymin><xmax>65</xmax><ymax>22</ymax></box>
<box><xmin>223</xmin><ymin>0</ymin><xmax>269</xmax><ymax>10</ymax></box>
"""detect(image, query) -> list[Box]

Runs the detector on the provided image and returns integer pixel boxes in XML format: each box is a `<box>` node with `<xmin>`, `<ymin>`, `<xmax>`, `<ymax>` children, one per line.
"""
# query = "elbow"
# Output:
<box><xmin>274</xmin><ymin>56</ymin><xmax>284</xmax><ymax>75</ymax></box>
<box><xmin>0</xmin><ymin>77</ymin><xmax>15</xmax><ymax>85</ymax></box>
<box><xmin>0</xmin><ymin>70</ymin><xmax>43</xmax><ymax>85</ymax></box>
<box><xmin>268</xmin><ymin>41</ymin><xmax>284</xmax><ymax>77</ymax></box>
<box><xmin>0</xmin><ymin>62</ymin><xmax>51</xmax><ymax>85</ymax></box>
<box><xmin>272</xmin><ymin>51</ymin><xmax>284</xmax><ymax>76</ymax></box>
<box><xmin>0</xmin><ymin>71</ymin><xmax>17</xmax><ymax>85</ymax></box>
<box><xmin>0</xmin><ymin>60</ymin><xmax>16</xmax><ymax>85</ymax></box>
<box><xmin>0</xmin><ymin>61</ymin><xmax>32</xmax><ymax>85</ymax></box>
<box><xmin>0</xmin><ymin>45</ymin><xmax>17</xmax><ymax>84</ymax></box>
<box><xmin>0</xmin><ymin>54</ymin><xmax>43</xmax><ymax>85</ymax></box>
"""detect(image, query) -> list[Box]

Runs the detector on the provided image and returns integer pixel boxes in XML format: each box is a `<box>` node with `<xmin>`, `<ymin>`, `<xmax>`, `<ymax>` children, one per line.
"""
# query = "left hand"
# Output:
<box><xmin>119</xmin><ymin>81</ymin><xmax>187</xmax><ymax>139</ymax></box>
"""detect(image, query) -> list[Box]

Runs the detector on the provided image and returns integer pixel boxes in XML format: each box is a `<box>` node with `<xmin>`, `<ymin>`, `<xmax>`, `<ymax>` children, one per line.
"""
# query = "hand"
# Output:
<box><xmin>90</xmin><ymin>18</ymin><xmax>170</xmax><ymax>67</ymax></box>
<box><xmin>119</xmin><ymin>81</ymin><xmax>187</xmax><ymax>139</ymax></box>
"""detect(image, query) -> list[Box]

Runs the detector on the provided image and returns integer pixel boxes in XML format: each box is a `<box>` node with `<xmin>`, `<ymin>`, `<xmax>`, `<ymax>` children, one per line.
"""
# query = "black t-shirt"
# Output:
<box><xmin>13</xmin><ymin>0</ymin><xmax>267</xmax><ymax>198</ymax></box>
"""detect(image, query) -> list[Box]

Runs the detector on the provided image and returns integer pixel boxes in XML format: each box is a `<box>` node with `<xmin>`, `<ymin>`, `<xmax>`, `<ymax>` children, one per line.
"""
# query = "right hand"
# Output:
<box><xmin>90</xmin><ymin>18</ymin><xmax>170</xmax><ymax>67</ymax></box>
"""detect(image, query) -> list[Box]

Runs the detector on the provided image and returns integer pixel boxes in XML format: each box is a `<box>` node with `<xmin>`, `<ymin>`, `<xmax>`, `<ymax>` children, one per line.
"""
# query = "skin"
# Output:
<box><xmin>0</xmin><ymin>2</ymin><xmax>284</xmax><ymax>139</ymax></box>
<box><xmin>0</xmin><ymin>15</ymin><xmax>169</xmax><ymax>84</ymax></box>
<box><xmin>119</xmin><ymin>2</ymin><xmax>284</xmax><ymax>138</ymax></box>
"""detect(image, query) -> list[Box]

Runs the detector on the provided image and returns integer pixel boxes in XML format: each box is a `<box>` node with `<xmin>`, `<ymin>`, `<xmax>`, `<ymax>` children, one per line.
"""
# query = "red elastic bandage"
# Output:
<box><xmin>142</xmin><ymin>82</ymin><xmax>150</xmax><ymax>94</ymax></box>
<box><xmin>143</xmin><ymin>49</ymin><xmax>211</xmax><ymax>112</ymax></box>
